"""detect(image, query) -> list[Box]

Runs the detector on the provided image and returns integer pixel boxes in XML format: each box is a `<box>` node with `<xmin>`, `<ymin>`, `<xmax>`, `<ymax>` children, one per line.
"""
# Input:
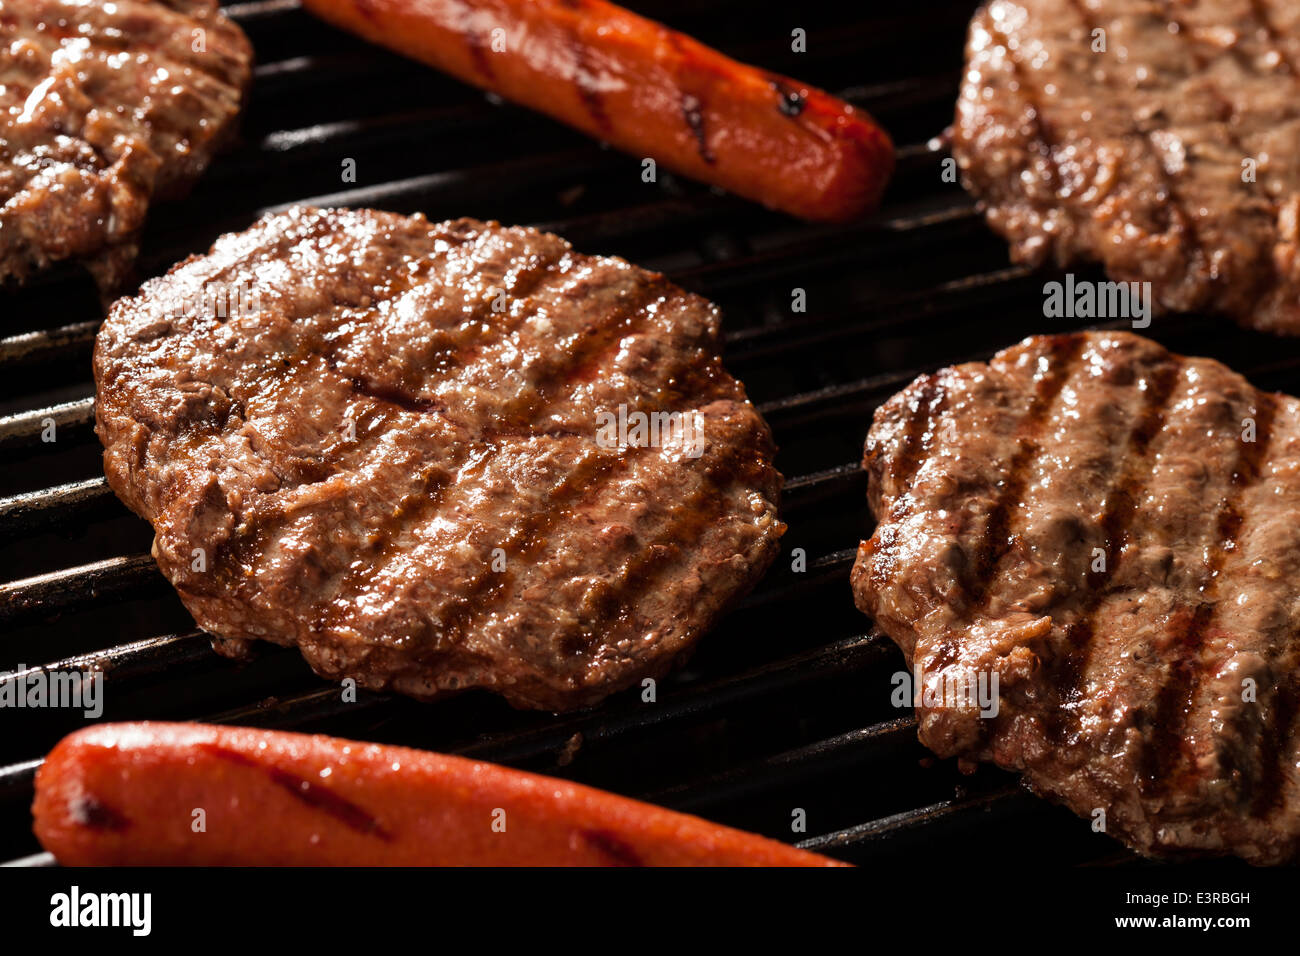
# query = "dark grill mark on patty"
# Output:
<box><xmin>965</xmin><ymin>335</ymin><xmax>1086</xmax><ymax>610</ymax></box>
<box><xmin>1255</xmin><ymin>676</ymin><xmax>1300</xmax><ymax>817</ymax></box>
<box><xmin>1063</xmin><ymin>0</ymin><xmax>1191</xmax><ymax>241</ymax></box>
<box><xmin>317</xmin><ymin>269</ymin><xmax>666</xmax><ymax>638</ymax></box>
<box><xmin>891</xmin><ymin>377</ymin><xmax>941</xmax><ymax>493</ymax></box>
<box><xmin>1141</xmin><ymin>393</ymin><xmax>1278</xmax><ymax>797</ymax></box>
<box><xmin>984</xmin><ymin>14</ymin><xmax>1067</xmax><ymax>200</ymax></box>
<box><xmin>422</xmin><ymin>449</ymin><xmax>632</xmax><ymax>647</ymax></box>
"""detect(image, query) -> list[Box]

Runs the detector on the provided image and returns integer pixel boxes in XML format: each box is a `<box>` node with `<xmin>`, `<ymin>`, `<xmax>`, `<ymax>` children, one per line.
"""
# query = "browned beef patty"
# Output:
<box><xmin>0</xmin><ymin>0</ymin><xmax>251</xmax><ymax>288</ymax></box>
<box><xmin>954</xmin><ymin>0</ymin><xmax>1300</xmax><ymax>334</ymax></box>
<box><xmin>93</xmin><ymin>207</ymin><xmax>783</xmax><ymax>711</ymax></box>
<box><xmin>852</xmin><ymin>331</ymin><xmax>1300</xmax><ymax>863</ymax></box>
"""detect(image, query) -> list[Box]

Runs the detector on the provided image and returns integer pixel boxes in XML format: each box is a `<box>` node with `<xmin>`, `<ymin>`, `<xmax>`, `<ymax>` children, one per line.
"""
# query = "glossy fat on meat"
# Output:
<box><xmin>953</xmin><ymin>0</ymin><xmax>1300</xmax><ymax>334</ymax></box>
<box><xmin>93</xmin><ymin>207</ymin><xmax>784</xmax><ymax>711</ymax></box>
<box><xmin>0</xmin><ymin>0</ymin><xmax>251</xmax><ymax>288</ymax></box>
<box><xmin>853</xmin><ymin>332</ymin><xmax>1300</xmax><ymax>864</ymax></box>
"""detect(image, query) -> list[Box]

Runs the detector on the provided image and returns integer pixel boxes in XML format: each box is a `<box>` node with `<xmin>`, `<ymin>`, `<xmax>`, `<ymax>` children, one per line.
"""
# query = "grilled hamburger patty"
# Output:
<box><xmin>852</xmin><ymin>332</ymin><xmax>1300</xmax><ymax>863</ymax></box>
<box><xmin>93</xmin><ymin>207</ymin><xmax>783</xmax><ymax>711</ymax></box>
<box><xmin>0</xmin><ymin>0</ymin><xmax>251</xmax><ymax>288</ymax></box>
<box><xmin>955</xmin><ymin>0</ymin><xmax>1300</xmax><ymax>335</ymax></box>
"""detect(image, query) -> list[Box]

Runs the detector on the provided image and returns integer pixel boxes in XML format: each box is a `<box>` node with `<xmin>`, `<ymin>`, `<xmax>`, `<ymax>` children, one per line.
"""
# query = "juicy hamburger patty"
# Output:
<box><xmin>852</xmin><ymin>331</ymin><xmax>1300</xmax><ymax>863</ymax></box>
<box><xmin>93</xmin><ymin>207</ymin><xmax>784</xmax><ymax>711</ymax></box>
<box><xmin>0</xmin><ymin>0</ymin><xmax>251</xmax><ymax>288</ymax></box>
<box><xmin>955</xmin><ymin>0</ymin><xmax>1300</xmax><ymax>335</ymax></box>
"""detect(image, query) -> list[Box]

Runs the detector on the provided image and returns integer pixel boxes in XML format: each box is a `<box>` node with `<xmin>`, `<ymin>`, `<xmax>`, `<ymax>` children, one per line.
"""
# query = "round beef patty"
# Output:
<box><xmin>1</xmin><ymin>0</ymin><xmax>251</xmax><ymax>289</ymax></box>
<box><xmin>93</xmin><ymin>207</ymin><xmax>784</xmax><ymax>711</ymax></box>
<box><xmin>854</xmin><ymin>331</ymin><xmax>1300</xmax><ymax>864</ymax></box>
<box><xmin>954</xmin><ymin>0</ymin><xmax>1300</xmax><ymax>334</ymax></box>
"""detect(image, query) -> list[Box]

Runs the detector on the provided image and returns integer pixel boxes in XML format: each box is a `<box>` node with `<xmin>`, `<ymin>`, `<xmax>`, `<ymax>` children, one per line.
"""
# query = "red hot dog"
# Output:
<box><xmin>33</xmin><ymin>722</ymin><xmax>848</xmax><ymax>866</ymax></box>
<box><xmin>301</xmin><ymin>0</ymin><xmax>894</xmax><ymax>221</ymax></box>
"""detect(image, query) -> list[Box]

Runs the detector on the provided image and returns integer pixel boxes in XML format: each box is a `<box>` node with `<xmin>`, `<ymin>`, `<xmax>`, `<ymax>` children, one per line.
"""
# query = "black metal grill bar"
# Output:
<box><xmin>758</xmin><ymin>363</ymin><xmax>947</xmax><ymax>420</ymax></box>
<box><xmin>796</xmin><ymin>785</ymin><xmax>1027</xmax><ymax>851</ymax></box>
<box><xmin>257</xmin><ymin>147</ymin><xmax>611</xmax><ymax>217</ymax></box>
<box><xmin>454</xmin><ymin>631</ymin><xmax>896</xmax><ymax>763</ymax></box>
<box><xmin>0</xmin><ymin>555</ymin><xmax>162</xmax><ymax>627</ymax></box>
<box><xmin>780</xmin><ymin>462</ymin><xmax>865</xmax><ymax>515</ymax></box>
<box><xmin>530</xmin><ymin>195</ymin><xmax>739</xmax><ymax>248</ymax></box>
<box><xmin>199</xmin><ymin>685</ymin><xmax>389</xmax><ymax>729</ymax></box>
<box><xmin>724</xmin><ymin>265</ymin><xmax>1035</xmax><ymax>365</ymax></box>
<box><xmin>257</xmin><ymin>105</ymin><xmax>483</xmax><ymax>154</ymax></box>
<box><xmin>0</xmin><ymin>398</ymin><xmax>94</xmax><ymax>452</ymax></box>
<box><xmin>225</xmin><ymin>0</ymin><xmax>299</xmax><ymax>18</ymax></box>
<box><xmin>0</xmin><ymin>633</ymin><xmax>211</xmax><ymax>690</ymax></box>
<box><xmin>0</xmin><ymin>760</ymin><xmax>41</xmax><ymax>804</ymax></box>
<box><xmin>644</xmin><ymin>717</ymin><xmax>918</xmax><ymax>811</ymax></box>
<box><xmin>34</xmin><ymin>629</ymin><xmax>893</xmax><ymax>763</ymax></box>
<box><xmin>0</xmin><ymin>478</ymin><xmax>116</xmax><ymax>539</ymax></box>
<box><xmin>670</xmin><ymin>205</ymin><xmax>981</xmax><ymax>296</ymax></box>
<box><xmin>0</xmin><ymin>321</ymin><xmax>99</xmax><ymax>368</ymax></box>
<box><xmin>735</xmin><ymin>549</ymin><xmax>856</xmax><ymax>612</ymax></box>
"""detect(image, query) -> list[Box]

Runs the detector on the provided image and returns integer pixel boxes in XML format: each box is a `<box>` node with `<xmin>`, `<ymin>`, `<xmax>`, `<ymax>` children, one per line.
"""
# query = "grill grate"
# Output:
<box><xmin>5</xmin><ymin>0</ymin><xmax>1300</xmax><ymax>868</ymax></box>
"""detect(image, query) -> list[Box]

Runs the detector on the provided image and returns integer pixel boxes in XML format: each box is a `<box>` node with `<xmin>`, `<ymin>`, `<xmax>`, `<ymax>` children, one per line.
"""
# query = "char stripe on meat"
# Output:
<box><xmin>853</xmin><ymin>331</ymin><xmax>1300</xmax><ymax>862</ymax></box>
<box><xmin>1257</xmin><ymin>678</ymin><xmax>1300</xmax><ymax>814</ymax></box>
<box><xmin>1064</xmin><ymin>0</ymin><xmax>1202</xmax><ymax>244</ymax></box>
<box><xmin>963</xmin><ymin>334</ymin><xmax>1086</xmax><ymax>611</ymax></box>
<box><xmin>1142</xmin><ymin>392</ymin><xmax>1278</xmax><ymax>794</ymax></box>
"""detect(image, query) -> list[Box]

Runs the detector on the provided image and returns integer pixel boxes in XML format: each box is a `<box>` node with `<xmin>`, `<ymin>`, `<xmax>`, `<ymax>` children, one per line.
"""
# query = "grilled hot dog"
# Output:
<box><xmin>300</xmin><ymin>0</ymin><xmax>894</xmax><ymax>221</ymax></box>
<box><xmin>33</xmin><ymin>722</ymin><xmax>847</xmax><ymax>866</ymax></box>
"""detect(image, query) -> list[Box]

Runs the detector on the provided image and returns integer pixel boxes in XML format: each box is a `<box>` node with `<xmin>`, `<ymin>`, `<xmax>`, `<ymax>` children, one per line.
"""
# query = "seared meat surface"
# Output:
<box><xmin>94</xmin><ymin>207</ymin><xmax>783</xmax><ymax>711</ymax></box>
<box><xmin>954</xmin><ymin>0</ymin><xmax>1300</xmax><ymax>335</ymax></box>
<box><xmin>0</xmin><ymin>0</ymin><xmax>251</xmax><ymax>288</ymax></box>
<box><xmin>852</xmin><ymin>331</ymin><xmax>1300</xmax><ymax>863</ymax></box>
